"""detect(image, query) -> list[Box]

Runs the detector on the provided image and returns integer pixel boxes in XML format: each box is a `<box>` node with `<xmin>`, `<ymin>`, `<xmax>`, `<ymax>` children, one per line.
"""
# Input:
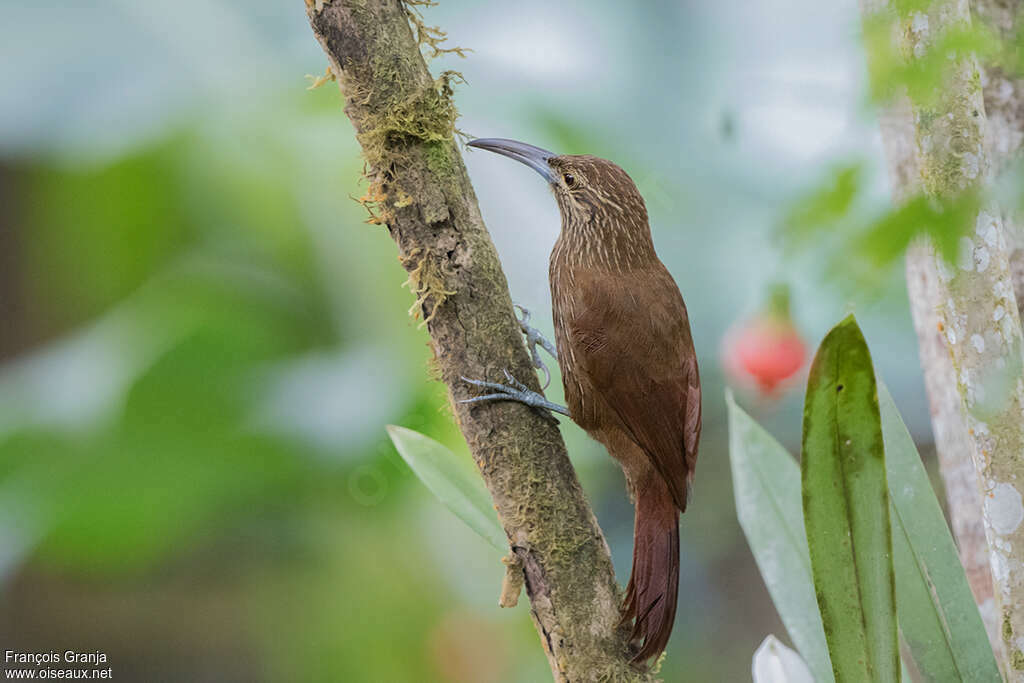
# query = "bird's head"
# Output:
<box><xmin>467</xmin><ymin>138</ymin><xmax>648</xmax><ymax>231</ymax></box>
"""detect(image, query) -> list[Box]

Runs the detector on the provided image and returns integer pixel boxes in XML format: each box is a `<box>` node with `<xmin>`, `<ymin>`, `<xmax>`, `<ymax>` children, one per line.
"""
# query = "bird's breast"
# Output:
<box><xmin>548</xmin><ymin>245</ymin><xmax>592</xmax><ymax>424</ymax></box>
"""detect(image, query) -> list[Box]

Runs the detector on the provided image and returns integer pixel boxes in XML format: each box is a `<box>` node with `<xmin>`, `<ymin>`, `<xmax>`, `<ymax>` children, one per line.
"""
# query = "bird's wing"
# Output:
<box><xmin>569</xmin><ymin>266</ymin><xmax>701</xmax><ymax>511</ymax></box>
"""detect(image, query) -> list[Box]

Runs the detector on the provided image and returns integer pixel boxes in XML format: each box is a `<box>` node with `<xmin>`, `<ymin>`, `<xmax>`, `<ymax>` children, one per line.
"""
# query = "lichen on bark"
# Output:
<box><xmin>891</xmin><ymin>0</ymin><xmax>1024</xmax><ymax>676</ymax></box>
<box><xmin>862</xmin><ymin>0</ymin><xmax>1005</xmax><ymax>655</ymax></box>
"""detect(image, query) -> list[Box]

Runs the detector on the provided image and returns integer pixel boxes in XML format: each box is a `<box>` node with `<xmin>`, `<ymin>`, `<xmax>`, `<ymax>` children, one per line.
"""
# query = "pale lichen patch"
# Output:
<box><xmin>959</xmin><ymin>236</ymin><xmax>975</xmax><ymax>270</ymax></box>
<box><xmin>937</xmin><ymin>257</ymin><xmax>953</xmax><ymax>282</ymax></box>
<box><xmin>988</xmin><ymin>483</ymin><xmax>1024</xmax><ymax>535</ymax></box>
<box><xmin>981</xmin><ymin>219</ymin><xmax>999</xmax><ymax>246</ymax></box>
<box><xmin>963</xmin><ymin>151</ymin><xmax>979</xmax><ymax>179</ymax></box>
<box><xmin>999</xmin><ymin>309</ymin><xmax>1018</xmax><ymax>342</ymax></box>
<box><xmin>991</xmin><ymin>542</ymin><xmax>1010</xmax><ymax>585</ymax></box>
<box><xmin>975</xmin><ymin>245</ymin><xmax>991</xmax><ymax>272</ymax></box>
<box><xmin>910</xmin><ymin>12</ymin><xmax>931</xmax><ymax>55</ymax></box>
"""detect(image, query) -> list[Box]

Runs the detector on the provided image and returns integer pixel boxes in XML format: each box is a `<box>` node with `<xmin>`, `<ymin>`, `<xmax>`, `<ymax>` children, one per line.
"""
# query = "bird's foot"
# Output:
<box><xmin>514</xmin><ymin>304</ymin><xmax>558</xmax><ymax>390</ymax></box>
<box><xmin>460</xmin><ymin>369</ymin><xmax>570</xmax><ymax>420</ymax></box>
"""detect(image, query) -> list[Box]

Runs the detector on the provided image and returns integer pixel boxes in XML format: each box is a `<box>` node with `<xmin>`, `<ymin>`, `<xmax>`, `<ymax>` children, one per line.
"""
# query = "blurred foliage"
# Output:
<box><xmin>0</xmin><ymin>111</ymin><xmax>551</xmax><ymax>679</ymax></box>
<box><xmin>780</xmin><ymin>162</ymin><xmax>981</xmax><ymax>292</ymax></box>
<box><xmin>863</xmin><ymin>15</ymin><xmax>998</xmax><ymax>108</ymax></box>
<box><xmin>780</xmin><ymin>2</ymin><xmax>1023</xmax><ymax>294</ymax></box>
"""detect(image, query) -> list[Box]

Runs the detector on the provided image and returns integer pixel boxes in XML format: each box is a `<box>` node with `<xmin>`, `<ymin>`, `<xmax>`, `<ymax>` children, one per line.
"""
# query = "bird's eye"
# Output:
<box><xmin>563</xmin><ymin>173</ymin><xmax>577</xmax><ymax>188</ymax></box>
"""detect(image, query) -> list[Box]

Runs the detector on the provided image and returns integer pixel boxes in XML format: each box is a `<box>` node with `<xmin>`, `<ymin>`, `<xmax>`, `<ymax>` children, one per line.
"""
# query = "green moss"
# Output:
<box><xmin>917</xmin><ymin>108</ymin><xmax>939</xmax><ymax>132</ymax></box>
<box><xmin>1013</xmin><ymin>648</ymin><xmax>1024</xmax><ymax>670</ymax></box>
<box><xmin>356</xmin><ymin>80</ymin><xmax>455</xmax><ymax>158</ymax></box>
<box><xmin>917</xmin><ymin>87</ymin><xmax>983</xmax><ymax>197</ymax></box>
<box><xmin>424</xmin><ymin>140</ymin><xmax>455</xmax><ymax>179</ymax></box>
<box><xmin>968</xmin><ymin>65</ymin><xmax>982</xmax><ymax>93</ymax></box>
<box><xmin>921</xmin><ymin>150</ymin><xmax>965</xmax><ymax>196</ymax></box>
<box><xmin>348</xmin><ymin>65</ymin><xmax>464</xmax><ymax>192</ymax></box>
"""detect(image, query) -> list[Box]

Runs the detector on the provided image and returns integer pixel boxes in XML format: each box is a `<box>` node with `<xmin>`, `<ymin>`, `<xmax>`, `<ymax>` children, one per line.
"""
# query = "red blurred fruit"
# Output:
<box><xmin>723</xmin><ymin>285</ymin><xmax>806</xmax><ymax>397</ymax></box>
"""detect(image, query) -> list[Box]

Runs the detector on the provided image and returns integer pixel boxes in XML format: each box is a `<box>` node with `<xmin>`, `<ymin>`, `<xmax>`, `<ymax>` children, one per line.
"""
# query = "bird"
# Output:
<box><xmin>461</xmin><ymin>138</ymin><xmax>702</xmax><ymax>666</ymax></box>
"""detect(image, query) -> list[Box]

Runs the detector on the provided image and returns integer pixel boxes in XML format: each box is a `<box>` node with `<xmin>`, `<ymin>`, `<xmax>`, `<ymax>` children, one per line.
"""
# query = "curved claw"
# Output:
<box><xmin>535</xmin><ymin>360</ymin><xmax>552</xmax><ymax>391</ymax></box>
<box><xmin>512</xmin><ymin>304</ymin><xmax>557</xmax><ymax>390</ymax></box>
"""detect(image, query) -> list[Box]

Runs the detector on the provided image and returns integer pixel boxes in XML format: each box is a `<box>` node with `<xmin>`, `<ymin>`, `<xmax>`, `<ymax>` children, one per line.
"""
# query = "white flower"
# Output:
<box><xmin>752</xmin><ymin>635</ymin><xmax>816</xmax><ymax>683</ymax></box>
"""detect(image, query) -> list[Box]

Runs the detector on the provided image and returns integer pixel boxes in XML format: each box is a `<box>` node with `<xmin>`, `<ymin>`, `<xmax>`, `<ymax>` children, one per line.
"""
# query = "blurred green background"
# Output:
<box><xmin>0</xmin><ymin>1</ymin><xmax>940</xmax><ymax>681</ymax></box>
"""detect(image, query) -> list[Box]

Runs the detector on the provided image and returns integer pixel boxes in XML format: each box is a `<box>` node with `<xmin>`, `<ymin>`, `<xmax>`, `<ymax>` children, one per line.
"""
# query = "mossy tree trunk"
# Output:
<box><xmin>302</xmin><ymin>1</ymin><xmax>649</xmax><ymax>680</ymax></box>
<box><xmin>860</xmin><ymin>0</ymin><xmax>1024</xmax><ymax>677</ymax></box>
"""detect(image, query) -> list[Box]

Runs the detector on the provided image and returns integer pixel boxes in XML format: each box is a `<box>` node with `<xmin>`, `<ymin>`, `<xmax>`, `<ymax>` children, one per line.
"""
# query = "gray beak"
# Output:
<box><xmin>467</xmin><ymin>138</ymin><xmax>556</xmax><ymax>184</ymax></box>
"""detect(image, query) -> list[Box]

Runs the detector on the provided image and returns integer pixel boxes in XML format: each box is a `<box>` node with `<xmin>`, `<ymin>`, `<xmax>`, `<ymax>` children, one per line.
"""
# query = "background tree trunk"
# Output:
<box><xmin>302</xmin><ymin>1</ymin><xmax>649</xmax><ymax>680</ymax></box>
<box><xmin>973</xmin><ymin>0</ymin><xmax>1024</xmax><ymax>180</ymax></box>
<box><xmin>973</xmin><ymin>0</ymin><xmax>1024</xmax><ymax>310</ymax></box>
<box><xmin>875</xmin><ymin>85</ymin><xmax>1003</xmax><ymax>661</ymax></box>
<box><xmin>860</xmin><ymin>0</ymin><xmax>1024</xmax><ymax>677</ymax></box>
<box><xmin>974</xmin><ymin>0</ymin><xmax>1024</xmax><ymax>659</ymax></box>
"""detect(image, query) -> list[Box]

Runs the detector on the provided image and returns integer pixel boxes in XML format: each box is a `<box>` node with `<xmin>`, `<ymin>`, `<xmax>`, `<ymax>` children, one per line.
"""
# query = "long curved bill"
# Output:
<box><xmin>467</xmin><ymin>138</ymin><xmax>556</xmax><ymax>184</ymax></box>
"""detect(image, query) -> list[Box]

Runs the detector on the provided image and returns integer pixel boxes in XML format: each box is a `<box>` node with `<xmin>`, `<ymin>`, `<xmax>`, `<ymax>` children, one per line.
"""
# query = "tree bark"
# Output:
<box><xmin>860</xmin><ymin>0</ymin><xmax>1024</xmax><ymax>677</ymax></box>
<box><xmin>874</xmin><ymin>86</ymin><xmax>1002</xmax><ymax>660</ymax></box>
<box><xmin>973</xmin><ymin>0</ymin><xmax>1024</xmax><ymax>177</ymax></box>
<box><xmin>974</xmin><ymin>0</ymin><xmax>1024</xmax><ymax>658</ymax></box>
<box><xmin>905</xmin><ymin>244</ymin><xmax>1002</xmax><ymax>657</ymax></box>
<box><xmin>302</xmin><ymin>1</ymin><xmax>648</xmax><ymax>680</ymax></box>
<box><xmin>973</xmin><ymin>0</ymin><xmax>1024</xmax><ymax>312</ymax></box>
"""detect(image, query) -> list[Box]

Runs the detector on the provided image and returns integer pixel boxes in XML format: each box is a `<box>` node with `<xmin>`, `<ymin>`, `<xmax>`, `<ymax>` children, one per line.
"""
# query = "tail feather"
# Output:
<box><xmin>622</xmin><ymin>483</ymin><xmax>680</xmax><ymax>665</ymax></box>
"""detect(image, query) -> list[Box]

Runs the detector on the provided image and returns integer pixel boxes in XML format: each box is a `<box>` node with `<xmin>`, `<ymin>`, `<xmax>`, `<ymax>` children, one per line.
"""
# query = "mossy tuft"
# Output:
<box><xmin>400</xmin><ymin>247</ymin><xmax>456</xmax><ymax>326</ymax></box>
<box><xmin>402</xmin><ymin>0</ymin><xmax>471</xmax><ymax>59</ymax></box>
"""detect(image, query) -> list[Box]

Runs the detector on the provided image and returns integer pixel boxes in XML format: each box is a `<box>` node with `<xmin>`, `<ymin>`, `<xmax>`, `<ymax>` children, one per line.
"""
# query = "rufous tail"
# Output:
<box><xmin>622</xmin><ymin>479</ymin><xmax>680</xmax><ymax>665</ymax></box>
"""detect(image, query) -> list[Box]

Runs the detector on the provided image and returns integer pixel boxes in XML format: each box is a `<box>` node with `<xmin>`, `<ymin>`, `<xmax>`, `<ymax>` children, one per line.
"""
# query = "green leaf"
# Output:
<box><xmin>783</xmin><ymin>162</ymin><xmax>864</xmax><ymax>242</ymax></box>
<box><xmin>802</xmin><ymin>315</ymin><xmax>899</xmax><ymax>683</ymax></box>
<box><xmin>881</xmin><ymin>384</ymin><xmax>1002</xmax><ymax>682</ymax></box>
<box><xmin>854</xmin><ymin>192</ymin><xmax>979</xmax><ymax>268</ymax></box>
<box><xmin>386</xmin><ymin>425</ymin><xmax>506</xmax><ymax>551</ymax></box>
<box><xmin>863</xmin><ymin>13</ymin><xmax>999</xmax><ymax>110</ymax></box>
<box><xmin>727</xmin><ymin>391</ymin><xmax>835</xmax><ymax>683</ymax></box>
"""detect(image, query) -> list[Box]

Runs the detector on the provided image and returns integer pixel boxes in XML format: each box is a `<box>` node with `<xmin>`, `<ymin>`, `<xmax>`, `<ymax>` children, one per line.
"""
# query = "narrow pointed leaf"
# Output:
<box><xmin>802</xmin><ymin>315</ymin><xmax>898</xmax><ymax>682</ymax></box>
<box><xmin>727</xmin><ymin>391</ymin><xmax>835</xmax><ymax>683</ymax></box>
<box><xmin>386</xmin><ymin>425</ymin><xmax>506</xmax><ymax>551</ymax></box>
<box><xmin>881</xmin><ymin>384</ymin><xmax>1001</xmax><ymax>682</ymax></box>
